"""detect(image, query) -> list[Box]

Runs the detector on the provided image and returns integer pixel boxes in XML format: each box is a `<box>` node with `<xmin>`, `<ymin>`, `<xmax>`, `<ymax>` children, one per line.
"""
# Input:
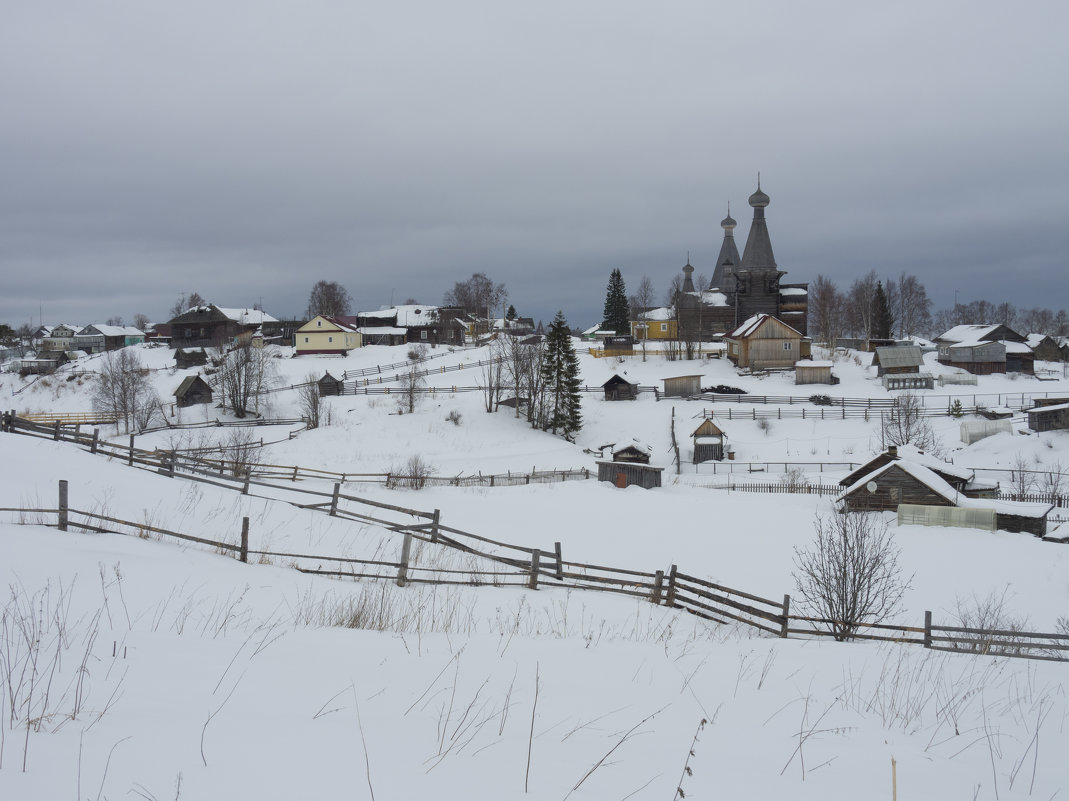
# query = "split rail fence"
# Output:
<box><xmin>3</xmin><ymin>417</ymin><xmax>1068</xmax><ymax>663</ymax></box>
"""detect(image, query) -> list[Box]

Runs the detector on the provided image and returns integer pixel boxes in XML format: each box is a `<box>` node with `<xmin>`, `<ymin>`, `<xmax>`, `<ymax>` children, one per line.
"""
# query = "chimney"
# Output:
<box><xmin>887</xmin><ymin>445</ymin><xmax>898</xmax><ymax>458</ymax></box>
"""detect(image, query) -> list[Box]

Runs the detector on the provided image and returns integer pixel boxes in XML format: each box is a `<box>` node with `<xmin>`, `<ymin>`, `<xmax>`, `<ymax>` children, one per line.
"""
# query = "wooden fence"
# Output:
<box><xmin>20</xmin><ymin>410</ymin><xmax>119</xmax><ymax>425</ymax></box>
<box><xmin>3</xmin><ymin>473</ymin><xmax>1068</xmax><ymax>663</ymax></box>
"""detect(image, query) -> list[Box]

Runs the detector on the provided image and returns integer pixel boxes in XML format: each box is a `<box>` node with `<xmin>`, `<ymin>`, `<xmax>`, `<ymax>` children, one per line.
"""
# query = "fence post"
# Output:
<box><xmin>90</xmin><ymin>428</ymin><xmax>99</xmax><ymax>454</ymax></box>
<box><xmin>128</xmin><ymin>433</ymin><xmax>135</xmax><ymax>466</ymax></box>
<box><xmin>58</xmin><ymin>479</ymin><xmax>68</xmax><ymax>532</ymax></box>
<box><xmin>430</xmin><ymin>509</ymin><xmax>440</xmax><ymax>543</ymax></box>
<box><xmin>168</xmin><ymin>450</ymin><xmax>176</xmax><ymax>478</ymax></box>
<box><xmin>396</xmin><ymin>532</ymin><xmax>413</xmax><ymax>587</ymax></box>
<box><xmin>292</xmin><ymin>465</ymin><xmax>299</xmax><ymax>482</ymax></box>
<box><xmin>554</xmin><ymin>541</ymin><xmax>563</xmax><ymax>580</ymax></box>
<box><xmin>924</xmin><ymin>611</ymin><xmax>932</xmax><ymax>648</ymax></box>
<box><xmin>53</xmin><ymin>420</ymin><xmax>61</xmax><ymax>440</ymax></box>
<box><xmin>651</xmin><ymin>570</ymin><xmax>665</xmax><ymax>604</ymax></box>
<box><xmin>780</xmin><ymin>594</ymin><xmax>790</xmax><ymax>638</ymax></box>
<box><xmin>240</xmin><ymin>517</ymin><xmax>249</xmax><ymax>563</ymax></box>
<box><xmin>330</xmin><ymin>482</ymin><xmax>340</xmax><ymax>516</ymax></box>
<box><xmin>666</xmin><ymin>564</ymin><xmax>678</xmax><ymax>606</ymax></box>
<box><xmin>528</xmin><ymin>549</ymin><xmax>541</xmax><ymax>590</ymax></box>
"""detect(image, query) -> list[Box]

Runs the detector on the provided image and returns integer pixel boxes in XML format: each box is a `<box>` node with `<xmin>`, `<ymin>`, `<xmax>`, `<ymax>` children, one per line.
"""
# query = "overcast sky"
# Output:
<box><xmin>3</xmin><ymin>1</ymin><xmax>1068</xmax><ymax>330</ymax></box>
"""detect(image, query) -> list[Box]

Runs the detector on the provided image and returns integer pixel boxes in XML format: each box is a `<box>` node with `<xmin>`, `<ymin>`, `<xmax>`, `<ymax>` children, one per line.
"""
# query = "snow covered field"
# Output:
<box><xmin>3</xmin><ymin>342</ymin><xmax>1069</xmax><ymax>799</ymax></box>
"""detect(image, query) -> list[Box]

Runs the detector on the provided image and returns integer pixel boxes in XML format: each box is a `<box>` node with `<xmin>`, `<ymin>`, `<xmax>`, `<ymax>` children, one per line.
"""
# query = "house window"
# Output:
<box><xmin>783</xmin><ymin>342</ymin><xmax>793</xmax><ymax>351</ymax></box>
<box><xmin>660</xmin><ymin>323</ymin><xmax>667</xmax><ymax>332</ymax></box>
<box><xmin>328</xmin><ymin>336</ymin><xmax>333</xmax><ymax>343</ymax></box>
<box><xmin>421</xmin><ymin>330</ymin><xmax>428</xmax><ymax>340</ymax></box>
<box><xmin>304</xmin><ymin>337</ymin><xmax>309</xmax><ymax>343</ymax></box>
<box><xmin>317</xmin><ymin>320</ymin><xmax>322</xmax><ymax>327</ymax></box>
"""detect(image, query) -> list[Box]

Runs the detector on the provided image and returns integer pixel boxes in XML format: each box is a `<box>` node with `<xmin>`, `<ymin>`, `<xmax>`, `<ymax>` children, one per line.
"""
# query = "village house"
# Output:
<box><xmin>37</xmin><ymin>324</ymin><xmax>79</xmax><ymax>354</ymax></box>
<box><xmin>356</xmin><ymin>305</ymin><xmax>466</xmax><ymax>346</ymax></box>
<box><xmin>294</xmin><ymin>316</ymin><xmax>361</xmax><ymax>355</ymax></box>
<box><xmin>935</xmin><ymin>324</ymin><xmax>1034</xmax><ymax>375</ymax></box>
<box><xmin>1026</xmin><ymin>334</ymin><xmax>1063</xmax><ymax>362</ymax></box>
<box><xmin>725</xmin><ymin>313</ymin><xmax>808</xmax><ymax>371</ymax></box>
<box><xmin>72</xmin><ymin>324</ymin><xmax>145</xmax><ymax>354</ymax></box>
<box><xmin>168</xmin><ymin>305</ymin><xmax>279</xmax><ymax>349</ymax></box>
<box><xmin>630</xmin><ymin>307</ymin><xmax>677</xmax><ymax>341</ymax></box>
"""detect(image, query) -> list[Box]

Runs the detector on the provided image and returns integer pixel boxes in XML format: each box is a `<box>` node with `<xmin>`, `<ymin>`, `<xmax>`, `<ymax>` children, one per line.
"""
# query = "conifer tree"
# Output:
<box><xmin>602</xmin><ymin>269</ymin><xmax>630</xmax><ymax>334</ymax></box>
<box><xmin>872</xmin><ymin>281</ymin><xmax>893</xmax><ymax>339</ymax></box>
<box><xmin>540</xmin><ymin>311</ymin><xmax>583</xmax><ymax>438</ymax></box>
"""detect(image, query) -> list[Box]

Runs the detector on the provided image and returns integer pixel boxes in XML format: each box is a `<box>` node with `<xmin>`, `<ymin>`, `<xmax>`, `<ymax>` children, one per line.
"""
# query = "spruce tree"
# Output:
<box><xmin>540</xmin><ymin>311</ymin><xmax>583</xmax><ymax>438</ymax></box>
<box><xmin>872</xmin><ymin>281</ymin><xmax>893</xmax><ymax>339</ymax></box>
<box><xmin>602</xmin><ymin>269</ymin><xmax>630</xmax><ymax>334</ymax></box>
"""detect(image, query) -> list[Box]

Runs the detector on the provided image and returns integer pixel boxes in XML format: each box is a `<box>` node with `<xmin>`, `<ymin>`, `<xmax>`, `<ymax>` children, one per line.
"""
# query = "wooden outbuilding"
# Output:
<box><xmin>725</xmin><ymin>314</ymin><xmax>807</xmax><ymax>370</ymax></box>
<box><xmin>794</xmin><ymin>360</ymin><xmax>835</xmax><ymax>385</ymax></box>
<box><xmin>602</xmin><ymin>374</ymin><xmax>638</xmax><ymax>401</ymax></box>
<box><xmin>661</xmin><ymin>374</ymin><xmax>702</xmax><ymax>398</ymax></box>
<box><xmin>935</xmin><ymin>324</ymin><xmax>1034</xmax><ymax>375</ymax></box>
<box><xmin>691</xmin><ymin>419</ymin><xmax>725</xmax><ymax>462</ymax></box>
<box><xmin>611</xmin><ymin>442</ymin><xmax>652</xmax><ymax>464</ymax></box>
<box><xmin>318</xmin><ymin>372</ymin><xmax>344</xmax><ymax>397</ymax></box>
<box><xmin>596</xmin><ymin>460</ymin><xmax>663</xmax><ymax>489</ymax></box>
<box><xmin>174</xmin><ymin>376</ymin><xmax>213</xmax><ymax>408</ymax></box>
<box><xmin>1027</xmin><ymin>403</ymin><xmax>1069</xmax><ymax>433</ymax></box>
<box><xmin>872</xmin><ymin>346</ymin><xmax>923</xmax><ymax>376</ymax></box>
<box><xmin>175</xmin><ymin>348</ymin><xmax>208</xmax><ymax>369</ymax></box>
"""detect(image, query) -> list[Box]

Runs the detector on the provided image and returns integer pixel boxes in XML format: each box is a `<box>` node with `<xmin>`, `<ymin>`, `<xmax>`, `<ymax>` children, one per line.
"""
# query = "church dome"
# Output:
<box><xmin>748</xmin><ymin>186</ymin><xmax>770</xmax><ymax>208</ymax></box>
<box><xmin>721</xmin><ymin>212</ymin><xmax>737</xmax><ymax>230</ymax></box>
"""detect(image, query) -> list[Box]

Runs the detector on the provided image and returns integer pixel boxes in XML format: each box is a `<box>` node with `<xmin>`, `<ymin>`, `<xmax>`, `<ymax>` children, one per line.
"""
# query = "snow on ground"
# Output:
<box><xmin>3</xmin><ymin>342</ymin><xmax>1069</xmax><ymax>798</ymax></box>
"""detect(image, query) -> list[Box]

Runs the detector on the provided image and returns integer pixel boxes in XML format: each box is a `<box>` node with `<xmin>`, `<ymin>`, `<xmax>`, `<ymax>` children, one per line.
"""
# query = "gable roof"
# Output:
<box><xmin>840</xmin><ymin>445</ymin><xmax>973</xmax><ymax>488</ymax></box>
<box><xmin>298</xmin><ymin>316</ymin><xmax>359</xmax><ymax>333</ymax></box>
<box><xmin>727</xmin><ymin>313</ymin><xmax>803</xmax><ymax>340</ymax></box>
<box><xmin>873</xmin><ymin>346</ymin><xmax>924</xmax><ymax>369</ymax></box>
<box><xmin>174</xmin><ymin>375</ymin><xmax>211</xmax><ymax>398</ymax></box>
<box><xmin>937</xmin><ymin>324</ymin><xmax>1024</xmax><ymax>345</ymax></box>
<box><xmin>691</xmin><ymin>419</ymin><xmax>725</xmax><ymax>438</ymax></box>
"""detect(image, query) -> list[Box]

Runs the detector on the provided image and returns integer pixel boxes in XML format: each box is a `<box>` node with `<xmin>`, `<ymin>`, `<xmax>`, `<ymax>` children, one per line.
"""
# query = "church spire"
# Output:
<box><xmin>740</xmin><ymin>181</ymin><xmax>776</xmax><ymax>271</ymax></box>
<box><xmin>710</xmin><ymin>204</ymin><xmax>741</xmax><ymax>290</ymax></box>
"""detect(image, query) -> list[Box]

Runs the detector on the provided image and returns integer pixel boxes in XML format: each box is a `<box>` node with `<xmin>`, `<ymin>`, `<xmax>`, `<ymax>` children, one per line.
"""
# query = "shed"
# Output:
<box><xmin>1027</xmin><ymin>403</ymin><xmax>1069</xmax><ymax>433</ymax></box>
<box><xmin>318</xmin><ymin>372</ymin><xmax>344</xmax><ymax>397</ymax></box>
<box><xmin>596</xmin><ymin>461</ymin><xmax>663</xmax><ymax>489</ymax></box>
<box><xmin>725</xmin><ymin>314</ymin><xmax>806</xmax><ymax>370</ymax></box>
<box><xmin>602</xmin><ymin>374</ymin><xmax>638</xmax><ymax>401</ymax></box>
<box><xmin>175</xmin><ymin>348</ymin><xmax>208</xmax><ymax>369</ymax></box>
<box><xmin>794</xmin><ymin>360</ymin><xmax>835</xmax><ymax>385</ymax></box>
<box><xmin>872</xmin><ymin>346</ymin><xmax>923</xmax><ymax>376</ymax></box>
<box><xmin>611</xmin><ymin>442</ymin><xmax>652</xmax><ymax>464</ymax></box>
<box><xmin>661</xmin><ymin>374</ymin><xmax>702</xmax><ymax>398</ymax></box>
<box><xmin>691</xmin><ymin>419</ymin><xmax>725</xmax><ymax>462</ymax></box>
<box><xmin>174</xmin><ymin>376</ymin><xmax>213</xmax><ymax>408</ymax></box>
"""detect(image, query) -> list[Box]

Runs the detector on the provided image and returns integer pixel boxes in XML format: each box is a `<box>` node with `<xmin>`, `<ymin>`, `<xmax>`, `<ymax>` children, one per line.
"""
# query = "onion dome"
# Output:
<box><xmin>721</xmin><ymin>210</ymin><xmax>737</xmax><ymax>230</ymax></box>
<box><xmin>748</xmin><ymin>185</ymin><xmax>770</xmax><ymax>208</ymax></box>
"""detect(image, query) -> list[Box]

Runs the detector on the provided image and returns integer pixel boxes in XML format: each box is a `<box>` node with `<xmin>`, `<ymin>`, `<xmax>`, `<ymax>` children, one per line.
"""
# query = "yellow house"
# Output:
<box><xmin>631</xmin><ymin>308</ymin><xmax>677</xmax><ymax>340</ymax></box>
<box><xmin>295</xmin><ymin>316</ymin><xmax>361</xmax><ymax>355</ymax></box>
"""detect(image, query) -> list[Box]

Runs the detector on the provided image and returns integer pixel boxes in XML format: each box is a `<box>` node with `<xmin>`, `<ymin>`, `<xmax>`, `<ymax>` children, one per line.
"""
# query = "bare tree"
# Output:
<box><xmin>808</xmin><ymin>274</ymin><xmax>843</xmax><ymax>349</ymax></box>
<box><xmin>629</xmin><ymin>275</ymin><xmax>656</xmax><ymax>361</ymax></box>
<box><xmin>890</xmin><ymin>273</ymin><xmax>932</xmax><ymax>339</ymax></box>
<box><xmin>844</xmin><ymin>270</ymin><xmax>878</xmax><ymax>339</ymax></box>
<box><xmin>105</xmin><ymin>315</ymin><xmax>124</xmax><ymax>327</ymax></box>
<box><xmin>92</xmin><ymin>348</ymin><xmax>161</xmax><ymax>433</ymax></box>
<box><xmin>503</xmin><ymin>334</ymin><xmax>532</xmax><ymax>417</ymax></box>
<box><xmin>1039</xmin><ymin>460</ymin><xmax>1066</xmax><ymax>503</ymax></box>
<box><xmin>398</xmin><ymin>345</ymin><xmax>428</xmax><ymax>414</ymax></box>
<box><xmin>443</xmin><ymin>273</ymin><xmax>507</xmax><ymax>328</ymax></box>
<box><xmin>881</xmin><ymin>392</ymin><xmax>937</xmax><ymax>451</ymax></box>
<box><xmin>306</xmin><ymin>280</ymin><xmax>352</xmax><ymax>318</ymax></box>
<box><xmin>1008</xmin><ymin>453</ymin><xmax>1037</xmax><ymax>500</ymax></box>
<box><xmin>132</xmin><ymin>313</ymin><xmax>151</xmax><ymax>332</ymax></box>
<box><xmin>169</xmin><ymin>292</ymin><xmax>205</xmax><ymax>318</ymax></box>
<box><xmin>792</xmin><ymin>510</ymin><xmax>912</xmax><ymax>641</ymax></box>
<box><xmin>298</xmin><ymin>372</ymin><xmax>322</xmax><ymax>429</ymax></box>
<box><xmin>218</xmin><ymin>341</ymin><xmax>275</xmax><ymax>418</ymax></box>
<box><xmin>477</xmin><ymin>338</ymin><xmax>505</xmax><ymax>413</ymax></box>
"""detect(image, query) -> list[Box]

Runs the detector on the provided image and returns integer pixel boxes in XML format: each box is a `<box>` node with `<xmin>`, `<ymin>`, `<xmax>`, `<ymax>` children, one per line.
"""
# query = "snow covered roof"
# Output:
<box><xmin>779</xmin><ymin>287</ymin><xmax>808</xmax><ymax>296</ymax></box>
<box><xmin>938</xmin><ymin>324</ymin><xmax>1004</xmax><ymax>343</ymax></box>
<box><xmin>1029</xmin><ymin>402</ymin><xmax>1069</xmax><ymax>413</ymax></box>
<box><xmin>81</xmin><ymin>324</ymin><xmax>144</xmax><ymax>337</ymax></box>
<box><xmin>215</xmin><ymin>307</ymin><xmax>279</xmax><ymax>325</ymax></box>
<box><xmin>727</xmin><ymin>313</ymin><xmax>803</xmax><ymax>339</ymax></box>
<box><xmin>840</xmin><ymin>459</ymin><xmax>1052</xmax><ymax>518</ymax></box>
<box><xmin>357</xmin><ymin>326</ymin><xmax>407</xmax><ymax>336</ymax></box>
<box><xmin>639</xmin><ymin>307</ymin><xmax>675</xmax><ymax>322</ymax></box>
<box><xmin>797</xmin><ymin>360</ymin><xmax>833</xmax><ymax>368</ymax></box>
<box><xmin>683</xmin><ymin>290</ymin><xmax>728</xmax><ymax>307</ymax></box>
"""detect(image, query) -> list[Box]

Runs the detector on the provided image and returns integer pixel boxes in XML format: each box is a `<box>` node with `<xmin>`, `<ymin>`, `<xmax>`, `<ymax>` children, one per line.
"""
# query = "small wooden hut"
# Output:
<box><xmin>318</xmin><ymin>372</ymin><xmax>344</xmax><ymax>397</ymax></box>
<box><xmin>691</xmin><ymin>419</ymin><xmax>725</xmax><ymax>462</ymax></box>
<box><xmin>794</xmin><ymin>361</ymin><xmax>835</xmax><ymax>385</ymax></box>
<box><xmin>872</xmin><ymin>346</ymin><xmax>923</xmax><ymax>377</ymax></box>
<box><xmin>174</xmin><ymin>348</ymin><xmax>208</xmax><ymax>369</ymax></box>
<box><xmin>1027</xmin><ymin>403</ymin><xmax>1069</xmax><ymax>433</ymax></box>
<box><xmin>661</xmin><ymin>374</ymin><xmax>702</xmax><ymax>398</ymax></box>
<box><xmin>597</xmin><ymin>460</ymin><xmax>662</xmax><ymax>489</ymax></box>
<box><xmin>602</xmin><ymin>374</ymin><xmax>638</xmax><ymax>401</ymax></box>
<box><xmin>174</xmin><ymin>376</ymin><xmax>213</xmax><ymax>408</ymax></box>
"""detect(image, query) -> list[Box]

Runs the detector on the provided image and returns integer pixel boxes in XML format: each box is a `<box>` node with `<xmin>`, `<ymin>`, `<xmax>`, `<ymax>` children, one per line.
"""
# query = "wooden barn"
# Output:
<box><xmin>839</xmin><ymin>458</ymin><xmax>1050</xmax><ymax>536</ymax></box>
<box><xmin>691</xmin><ymin>419</ymin><xmax>726</xmax><ymax>462</ymax></box>
<box><xmin>725</xmin><ymin>314</ymin><xmax>807</xmax><ymax>370</ymax></box>
<box><xmin>661</xmin><ymin>374</ymin><xmax>702</xmax><ymax>398</ymax></box>
<box><xmin>596</xmin><ymin>460</ymin><xmax>663</xmax><ymax>489</ymax></box>
<box><xmin>935</xmin><ymin>324</ymin><xmax>1033</xmax><ymax>375</ymax></box>
<box><xmin>872</xmin><ymin>346</ymin><xmax>924</xmax><ymax>376</ymax></box>
<box><xmin>318</xmin><ymin>372</ymin><xmax>344</xmax><ymax>397</ymax></box>
<box><xmin>1026</xmin><ymin>334</ymin><xmax>1063</xmax><ymax>362</ymax></box>
<box><xmin>794</xmin><ymin>360</ymin><xmax>835</xmax><ymax>385</ymax></box>
<box><xmin>174</xmin><ymin>376</ymin><xmax>213</xmax><ymax>408</ymax></box>
<box><xmin>1027</xmin><ymin>402</ymin><xmax>1069</xmax><ymax>433</ymax></box>
<box><xmin>174</xmin><ymin>348</ymin><xmax>208</xmax><ymax>369</ymax></box>
<box><xmin>602</xmin><ymin>374</ymin><xmax>638</xmax><ymax>401</ymax></box>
